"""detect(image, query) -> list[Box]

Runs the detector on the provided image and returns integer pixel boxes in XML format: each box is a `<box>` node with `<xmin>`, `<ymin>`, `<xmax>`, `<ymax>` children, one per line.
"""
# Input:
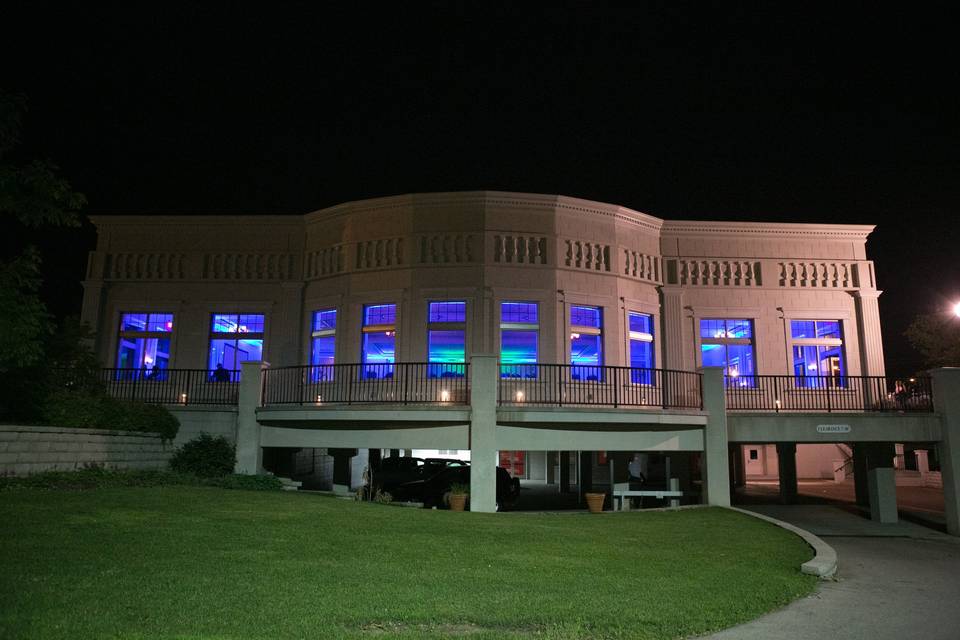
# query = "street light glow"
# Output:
<box><xmin>954</xmin><ymin>301</ymin><xmax>960</xmax><ymax>318</ymax></box>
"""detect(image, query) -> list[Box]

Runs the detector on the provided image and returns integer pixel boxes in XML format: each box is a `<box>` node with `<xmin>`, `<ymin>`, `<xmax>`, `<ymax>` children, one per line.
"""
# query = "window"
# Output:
<box><xmin>570</xmin><ymin>305</ymin><xmax>602</xmax><ymax>380</ymax></box>
<box><xmin>116</xmin><ymin>312</ymin><xmax>174</xmax><ymax>379</ymax></box>
<box><xmin>310</xmin><ymin>309</ymin><xmax>337</xmax><ymax>381</ymax></box>
<box><xmin>628</xmin><ymin>311</ymin><xmax>655</xmax><ymax>384</ymax></box>
<box><xmin>427</xmin><ymin>301</ymin><xmax>466</xmax><ymax>378</ymax></box>
<box><xmin>790</xmin><ymin>320</ymin><xmax>845</xmax><ymax>387</ymax></box>
<box><xmin>362</xmin><ymin>304</ymin><xmax>396</xmax><ymax>379</ymax></box>
<box><xmin>208</xmin><ymin>313</ymin><xmax>264</xmax><ymax>381</ymax></box>
<box><xmin>749</xmin><ymin>449</ymin><xmax>759</xmax><ymax>461</ymax></box>
<box><xmin>500</xmin><ymin>302</ymin><xmax>538</xmax><ymax>378</ymax></box>
<box><xmin>700</xmin><ymin>318</ymin><xmax>755</xmax><ymax>385</ymax></box>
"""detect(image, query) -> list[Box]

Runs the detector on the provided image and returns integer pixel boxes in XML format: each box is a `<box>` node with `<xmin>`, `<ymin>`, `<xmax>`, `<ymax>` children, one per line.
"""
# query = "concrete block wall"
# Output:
<box><xmin>167</xmin><ymin>408</ymin><xmax>238</xmax><ymax>447</ymax></box>
<box><xmin>0</xmin><ymin>425</ymin><xmax>173</xmax><ymax>476</ymax></box>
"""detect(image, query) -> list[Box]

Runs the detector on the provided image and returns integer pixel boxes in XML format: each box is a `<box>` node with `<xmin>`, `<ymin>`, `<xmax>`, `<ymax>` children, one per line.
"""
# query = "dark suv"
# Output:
<box><xmin>398</xmin><ymin>465</ymin><xmax>520</xmax><ymax>510</ymax></box>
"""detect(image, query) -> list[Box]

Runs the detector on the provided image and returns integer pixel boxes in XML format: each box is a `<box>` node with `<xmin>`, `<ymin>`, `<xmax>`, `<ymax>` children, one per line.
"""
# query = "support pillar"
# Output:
<box><xmin>853</xmin><ymin>443</ymin><xmax>869</xmax><ymax>506</ymax></box>
<box><xmin>546</xmin><ymin>451</ymin><xmax>557</xmax><ymax>484</ymax></box>
<box><xmin>729</xmin><ymin>443</ymin><xmax>745</xmax><ymax>490</ymax></box>
<box><xmin>868</xmin><ymin>467</ymin><xmax>898</xmax><ymax>523</ymax></box>
<box><xmin>700</xmin><ymin>367</ymin><xmax>731</xmax><ymax>506</ymax></box>
<box><xmin>915</xmin><ymin>449</ymin><xmax>930</xmax><ymax>474</ymax></box>
<box><xmin>469</xmin><ymin>355</ymin><xmax>499</xmax><ymax>512</ymax></box>
<box><xmin>776</xmin><ymin>442</ymin><xmax>798</xmax><ymax>504</ymax></box>
<box><xmin>931</xmin><ymin>369</ymin><xmax>960</xmax><ymax>535</ymax></box>
<box><xmin>330</xmin><ymin>448</ymin><xmax>357</xmax><ymax>495</ymax></box>
<box><xmin>235</xmin><ymin>361</ymin><xmax>267</xmax><ymax>475</ymax></box>
<box><xmin>579</xmin><ymin>451</ymin><xmax>593</xmax><ymax>493</ymax></box>
<box><xmin>368</xmin><ymin>448</ymin><xmax>382</xmax><ymax>469</ymax></box>
<box><xmin>559</xmin><ymin>451</ymin><xmax>571</xmax><ymax>493</ymax></box>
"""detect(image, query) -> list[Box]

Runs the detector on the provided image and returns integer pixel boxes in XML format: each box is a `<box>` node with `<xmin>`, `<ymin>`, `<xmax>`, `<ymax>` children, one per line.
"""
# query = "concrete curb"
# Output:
<box><xmin>727</xmin><ymin>506</ymin><xmax>838</xmax><ymax>579</ymax></box>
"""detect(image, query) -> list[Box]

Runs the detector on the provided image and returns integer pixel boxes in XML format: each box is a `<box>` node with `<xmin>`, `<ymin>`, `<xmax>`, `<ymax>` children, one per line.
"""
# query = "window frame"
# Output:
<box><xmin>627</xmin><ymin>310</ymin><xmax>656</xmax><ymax>385</ymax></box>
<box><xmin>361</xmin><ymin>303</ymin><xmax>397</xmax><ymax>379</ymax></box>
<box><xmin>569</xmin><ymin>304</ymin><xmax>603</xmax><ymax>381</ymax></box>
<box><xmin>310</xmin><ymin>308</ymin><xmax>338</xmax><ymax>381</ymax></box>
<box><xmin>500</xmin><ymin>301</ymin><xmax>539</xmax><ymax>379</ymax></box>
<box><xmin>789</xmin><ymin>318</ymin><xmax>847</xmax><ymax>388</ymax></box>
<box><xmin>427</xmin><ymin>300</ymin><xmax>467</xmax><ymax>378</ymax></box>
<box><xmin>115</xmin><ymin>311</ymin><xmax>175</xmax><ymax>379</ymax></box>
<box><xmin>698</xmin><ymin>317</ymin><xmax>757</xmax><ymax>386</ymax></box>
<box><xmin>207</xmin><ymin>312</ymin><xmax>266</xmax><ymax>381</ymax></box>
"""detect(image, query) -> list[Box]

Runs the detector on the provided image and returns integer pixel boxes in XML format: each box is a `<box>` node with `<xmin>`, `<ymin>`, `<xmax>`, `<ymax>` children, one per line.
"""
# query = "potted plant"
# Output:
<box><xmin>585</xmin><ymin>492</ymin><xmax>606</xmax><ymax>513</ymax></box>
<box><xmin>448</xmin><ymin>482</ymin><xmax>470</xmax><ymax>512</ymax></box>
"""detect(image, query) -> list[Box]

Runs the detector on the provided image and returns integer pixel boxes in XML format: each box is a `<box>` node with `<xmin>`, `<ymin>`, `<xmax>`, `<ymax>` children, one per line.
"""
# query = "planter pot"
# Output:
<box><xmin>585</xmin><ymin>492</ymin><xmax>606</xmax><ymax>513</ymax></box>
<box><xmin>449</xmin><ymin>494</ymin><xmax>468</xmax><ymax>512</ymax></box>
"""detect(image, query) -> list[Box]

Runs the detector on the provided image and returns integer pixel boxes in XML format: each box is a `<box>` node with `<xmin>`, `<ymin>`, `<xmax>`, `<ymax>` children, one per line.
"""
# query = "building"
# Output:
<box><xmin>78</xmin><ymin>191</ymin><xmax>959</xmax><ymax>528</ymax></box>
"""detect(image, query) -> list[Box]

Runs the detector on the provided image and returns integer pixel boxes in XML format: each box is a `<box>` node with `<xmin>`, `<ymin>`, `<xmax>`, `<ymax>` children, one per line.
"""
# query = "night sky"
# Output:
<box><xmin>4</xmin><ymin>3</ymin><xmax>958</xmax><ymax>373</ymax></box>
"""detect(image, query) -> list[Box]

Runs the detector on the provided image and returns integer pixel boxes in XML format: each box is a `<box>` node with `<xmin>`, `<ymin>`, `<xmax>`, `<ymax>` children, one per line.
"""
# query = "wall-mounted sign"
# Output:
<box><xmin>817</xmin><ymin>424</ymin><xmax>852</xmax><ymax>434</ymax></box>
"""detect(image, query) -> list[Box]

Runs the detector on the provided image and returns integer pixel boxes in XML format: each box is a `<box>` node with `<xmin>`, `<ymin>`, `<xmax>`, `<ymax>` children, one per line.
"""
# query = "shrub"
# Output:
<box><xmin>42</xmin><ymin>392</ymin><xmax>180</xmax><ymax>440</ymax></box>
<box><xmin>0</xmin><ymin>466</ymin><xmax>283</xmax><ymax>491</ymax></box>
<box><xmin>169</xmin><ymin>434</ymin><xmax>236</xmax><ymax>478</ymax></box>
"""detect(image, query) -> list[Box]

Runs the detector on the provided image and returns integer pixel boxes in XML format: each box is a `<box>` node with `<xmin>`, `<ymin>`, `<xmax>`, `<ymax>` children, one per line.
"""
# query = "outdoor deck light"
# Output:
<box><xmin>179</xmin><ymin>392</ymin><xmax>187</xmax><ymax>404</ymax></box>
<box><xmin>440</xmin><ymin>389</ymin><xmax>450</xmax><ymax>402</ymax></box>
<box><xmin>515</xmin><ymin>390</ymin><xmax>525</xmax><ymax>402</ymax></box>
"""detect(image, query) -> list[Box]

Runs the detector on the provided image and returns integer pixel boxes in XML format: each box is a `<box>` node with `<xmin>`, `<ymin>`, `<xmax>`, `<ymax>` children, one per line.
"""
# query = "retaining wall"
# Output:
<box><xmin>167</xmin><ymin>408</ymin><xmax>238</xmax><ymax>446</ymax></box>
<box><xmin>0</xmin><ymin>425</ymin><xmax>172</xmax><ymax>476</ymax></box>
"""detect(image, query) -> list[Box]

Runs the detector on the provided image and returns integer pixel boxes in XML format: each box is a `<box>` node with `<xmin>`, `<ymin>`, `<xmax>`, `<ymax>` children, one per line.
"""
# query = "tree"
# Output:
<box><xmin>0</xmin><ymin>92</ymin><xmax>86</xmax><ymax>372</ymax></box>
<box><xmin>904</xmin><ymin>313</ymin><xmax>960</xmax><ymax>369</ymax></box>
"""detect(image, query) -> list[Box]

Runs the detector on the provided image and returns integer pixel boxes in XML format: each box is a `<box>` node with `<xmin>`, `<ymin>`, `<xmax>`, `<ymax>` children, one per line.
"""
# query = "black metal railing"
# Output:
<box><xmin>497</xmin><ymin>364</ymin><xmax>703</xmax><ymax>409</ymax></box>
<box><xmin>724</xmin><ymin>375</ymin><xmax>934</xmax><ymax>413</ymax></box>
<box><xmin>261</xmin><ymin>363</ymin><xmax>470</xmax><ymax>406</ymax></box>
<box><xmin>99</xmin><ymin>368</ymin><xmax>240</xmax><ymax>405</ymax></box>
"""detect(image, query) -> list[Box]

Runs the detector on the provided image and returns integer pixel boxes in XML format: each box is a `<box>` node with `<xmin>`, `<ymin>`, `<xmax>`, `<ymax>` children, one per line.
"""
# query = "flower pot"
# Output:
<box><xmin>449</xmin><ymin>494</ymin><xmax>468</xmax><ymax>512</ymax></box>
<box><xmin>585</xmin><ymin>492</ymin><xmax>606</xmax><ymax>513</ymax></box>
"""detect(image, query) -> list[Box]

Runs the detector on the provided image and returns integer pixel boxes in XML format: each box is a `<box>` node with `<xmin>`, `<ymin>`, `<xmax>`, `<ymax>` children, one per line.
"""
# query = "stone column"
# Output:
<box><xmin>700</xmin><ymin>367</ymin><xmax>731</xmax><ymax>506</ymax></box>
<box><xmin>546</xmin><ymin>451</ymin><xmax>557</xmax><ymax>484</ymax></box>
<box><xmin>235</xmin><ymin>361</ymin><xmax>267</xmax><ymax>475</ymax></box>
<box><xmin>867</xmin><ymin>467</ymin><xmax>898</xmax><ymax>523</ymax></box>
<box><xmin>559</xmin><ymin>451</ymin><xmax>571</xmax><ymax>493</ymax></box>
<box><xmin>729</xmin><ymin>443</ymin><xmax>745</xmax><ymax>490</ymax></box>
<box><xmin>931</xmin><ymin>368</ymin><xmax>960</xmax><ymax>535</ymax></box>
<box><xmin>79</xmin><ymin>278</ymin><xmax>106</xmax><ymax>353</ymax></box>
<box><xmin>661</xmin><ymin>286</ymin><xmax>686</xmax><ymax>371</ymax></box>
<box><xmin>277</xmin><ymin>282</ymin><xmax>306</xmax><ymax>367</ymax></box>
<box><xmin>915</xmin><ymin>449</ymin><xmax>930</xmax><ymax>474</ymax></box>
<box><xmin>330</xmin><ymin>448</ymin><xmax>358</xmax><ymax>495</ymax></box>
<box><xmin>853</xmin><ymin>443</ymin><xmax>869</xmax><ymax>506</ymax></box>
<box><xmin>854</xmin><ymin>290</ymin><xmax>886</xmax><ymax>377</ymax></box>
<box><xmin>469</xmin><ymin>354</ymin><xmax>498</xmax><ymax>512</ymax></box>
<box><xmin>776</xmin><ymin>442</ymin><xmax>798</xmax><ymax>504</ymax></box>
<box><xmin>579</xmin><ymin>451</ymin><xmax>593</xmax><ymax>493</ymax></box>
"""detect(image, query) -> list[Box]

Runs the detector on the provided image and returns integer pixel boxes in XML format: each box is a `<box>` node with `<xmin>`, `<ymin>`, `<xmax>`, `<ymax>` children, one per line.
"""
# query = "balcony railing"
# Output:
<box><xmin>724</xmin><ymin>375</ymin><xmax>934</xmax><ymax>413</ymax></box>
<box><xmin>261</xmin><ymin>363</ymin><xmax>470</xmax><ymax>406</ymax></box>
<box><xmin>99</xmin><ymin>368</ymin><xmax>240</xmax><ymax>405</ymax></box>
<box><xmin>497</xmin><ymin>364</ymin><xmax>703</xmax><ymax>410</ymax></box>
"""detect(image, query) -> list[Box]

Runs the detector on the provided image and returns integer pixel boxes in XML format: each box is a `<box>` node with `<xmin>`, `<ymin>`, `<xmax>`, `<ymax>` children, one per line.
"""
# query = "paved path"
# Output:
<box><xmin>705</xmin><ymin>506</ymin><xmax>960</xmax><ymax>640</ymax></box>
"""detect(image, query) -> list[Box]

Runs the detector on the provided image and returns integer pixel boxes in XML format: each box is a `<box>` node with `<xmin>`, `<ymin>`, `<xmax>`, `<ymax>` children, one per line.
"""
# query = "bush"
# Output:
<box><xmin>0</xmin><ymin>466</ymin><xmax>283</xmax><ymax>491</ymax></box>
<box><xmin>169</xmin><ymin>434</ymin><xmax>236</xmax><ymax>478</ymax></box>
<box><xmin>42</xmin><ymin>392</ymin><xmax>180</xmax><ymax>441</ymax></box>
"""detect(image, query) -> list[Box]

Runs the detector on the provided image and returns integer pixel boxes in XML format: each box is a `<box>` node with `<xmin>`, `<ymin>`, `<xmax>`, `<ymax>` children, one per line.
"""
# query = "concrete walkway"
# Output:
<box><xmin>705</xmin><ymin>506</ymin><xmax>960</xmax><ymax>640</ymax></box>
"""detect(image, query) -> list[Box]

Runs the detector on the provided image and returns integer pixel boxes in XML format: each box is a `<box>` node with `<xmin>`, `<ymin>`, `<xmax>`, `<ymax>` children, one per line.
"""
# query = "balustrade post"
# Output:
<box><xmin>613</xmin><ymin>367</ymin><xmax>619</xmax><ymax>408</ymax></box>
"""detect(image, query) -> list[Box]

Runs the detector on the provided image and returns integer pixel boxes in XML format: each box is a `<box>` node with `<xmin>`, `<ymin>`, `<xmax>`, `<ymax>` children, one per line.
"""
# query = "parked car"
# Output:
<box><xmin>370</xmin><ymin>456</ymin><xmax>425</xmax><ymax>499</ymax></box>
<box><xmin>397</xmin><ymin>465</ymin><xmax>520</xmax><ymax>510</ymax></box>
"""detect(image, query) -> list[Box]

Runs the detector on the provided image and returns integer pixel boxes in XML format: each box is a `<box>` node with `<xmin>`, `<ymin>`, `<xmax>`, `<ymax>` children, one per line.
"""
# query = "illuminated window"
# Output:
<box><xmin>790</xmin><ymin>320</ymin><xmax>845</xmax><ymax>387</ymax></box>
<box><xmin>628</xmin><ymin>312</ymin><xmax>655</xmax><ymax>384</ymax></box>
<box><xmin>700</xmin><ymin>318</ymin><xmax>755</xmax><ymax>385</ymax></box>
<box><xmin>427</xmin><ymin>301</ymin><xmax>465</xmax><ymax>378</ymax></box>
<box><xmin>570</xmin><ymin>305</ymin><xmax>603</xmax><ymax>380</ymax></box>
<box><xmin>362</xmin><ymin>303</ymin><xmax>396</xmax><ymax>379</ymax></box>
<box><xmin>208</xmin><ymin>313</ymin><xmax>264</xmax><ymax>381</ymax></box>
<box><xmin>500</xmin><ymin>302</ymin><xmax>538</xmax><ymax>378</ymax></box>
<box><xmin>116</xmin><ymin>313</ymin><xmax>174</xmax><ymax>379</ymax></box>
<box><xmin>310</xmin><ymin>309</ymin><xmax>337</xmax><ymax>381</ymax></box>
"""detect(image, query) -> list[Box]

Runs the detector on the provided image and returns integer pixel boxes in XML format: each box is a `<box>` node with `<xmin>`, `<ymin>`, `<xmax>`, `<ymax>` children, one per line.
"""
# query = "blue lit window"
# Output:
<box><xmin>791</xmin><ymin>319</ymin><xmax>845</xmax><ymax>387</ymax></box>
<box><xmin>428</xmin><ymin>301</ymin><xmax>466</xmax><ymax>378</ymax></box>
<box><xmin>428</xmin><ymin>301</ymin><xmax>466</xmax><ymax>323</ymax></box>
<box><xmin>310</xmin><ymin>309</ymin><xmax>337</xmax><ymax>381</ymax></box>
<box><xmin>362</xmin><ymin>304</ymin><xmax>396</xmax><ymax>378</ymax></box>
<box><xmin>570</xmin><ymin>305</ymin><xmax>602</xmax><ymax>380</ymax></box>
<box><xmin>208</xmin><ymin>313</ymin><xmax>265</xmax><ymax>381</ymax></box>
<box><xmin>700</xmin><ymin>318</ymin><xmax>755</xmax><ymax>386</ymax></box>
<box><xmin>116</xmin><ymin>313</ymin><xmax>174</xmax><ymax>379</ymax></box>
<box><xmin>628</xmin><ymin>312</ymin><xmax>655</xmax><ymax>384</ymax></box>
<box><xmin>500</xmin><ymin>302</ymin><xmax>538</xmax><ymax>378</ymax></box>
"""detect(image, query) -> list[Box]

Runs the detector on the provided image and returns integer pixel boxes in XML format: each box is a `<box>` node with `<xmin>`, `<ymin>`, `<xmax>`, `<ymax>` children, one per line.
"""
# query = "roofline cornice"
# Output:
<box><xmin>660</xmin><ymin>219</ymin><xmax>875</xmax><ymax>240</ymax></box>
<box><xmin>88</xmin><ymin>214</ymin><xmax>304</xmax><ymax>227</ymax></box>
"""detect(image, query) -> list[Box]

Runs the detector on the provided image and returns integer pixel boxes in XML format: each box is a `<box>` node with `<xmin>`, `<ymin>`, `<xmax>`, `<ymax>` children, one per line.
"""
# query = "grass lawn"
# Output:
<box><xmin>0</xmin><ymin>487</ymin><xmax>817</xmax><ymax>639</ymax></box>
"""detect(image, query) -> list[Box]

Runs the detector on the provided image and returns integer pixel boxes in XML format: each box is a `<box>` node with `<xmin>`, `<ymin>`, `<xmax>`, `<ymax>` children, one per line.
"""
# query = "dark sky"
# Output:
<box><xmin>4</xmin><ymin>2</ymin><xmax>959</xmax><ymax>373</ymax></box>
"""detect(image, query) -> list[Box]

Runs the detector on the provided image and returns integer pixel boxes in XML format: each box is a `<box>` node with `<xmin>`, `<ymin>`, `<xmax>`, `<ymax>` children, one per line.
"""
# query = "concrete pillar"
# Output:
<box><xmin>853</xmin><ymin>443</ymin><xmax>870</xmax><ymax>506</ymax></box>
<box><xmin>368</xmin><ymin>448</ymin><xmax>382</xmax><ymax>469</ymax></box>
<box><xmin>931</xmin><ymin>368</ymin><xmax>960</xmax><ymax>535</ymax></box>
<box><xmin>579</xmin><ymin>451</ymin><xmax>593</xmax><ymax>493</ymax></box>
<box><xmin>235</xmin><ymin>360</ymin><xmax>267</xmax><ymax>474</ymax></box>
<box><xmin>729</xmin><ymin>443</ymin><xmax>745</xmax><ymax>490</ymax></box>
<box><xmin>915</xmin><ymin>449</ymin><xmax>930</xmax><ymax>474</ymax></box>
<box><xmin>559</xmin><ymin>451</ymin><xmax>571</xmax><ymax>493</ymax></box>
<box><xmin>546</xmin><ymin>451</ymin><xmax>557</xmax><ymax>484</ymax></box>
<box><xmin>700</xmin><ymin>367</ymin><xmax>731</xmax><ymax>506</ymax></box>
<box><xmin>868</xmin><ymin>467</ymin><xmax>898</xmax><ymax>523</ymax></box>
<box><xmin>469</xmin><ymin>354</ymin><xmax>498</xmax><ymax>512</ymax></box>
<box><xmin>776</xmin><ymin>442</ymin><xmax>798</xmax><ymax>504</ymax></box>
<box><xmin>330</xmin><ymin>448</ymin><xmax>357</xmax><ymax>495</ymax></box>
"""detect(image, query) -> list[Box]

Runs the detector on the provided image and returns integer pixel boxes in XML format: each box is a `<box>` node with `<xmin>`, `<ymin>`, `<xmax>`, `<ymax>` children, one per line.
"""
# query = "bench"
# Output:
<box><xmin>612</xmin><ymin>479</ymin><xmax>693</xmax><ymax>511</ymax></box>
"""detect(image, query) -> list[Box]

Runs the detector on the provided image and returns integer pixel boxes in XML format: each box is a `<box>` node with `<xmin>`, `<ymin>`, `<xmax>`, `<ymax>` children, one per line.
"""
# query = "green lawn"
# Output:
<box><xmin>0</xmin><ymin>487</ymin><xmax>816</xmax><ymax>639</ymax></box>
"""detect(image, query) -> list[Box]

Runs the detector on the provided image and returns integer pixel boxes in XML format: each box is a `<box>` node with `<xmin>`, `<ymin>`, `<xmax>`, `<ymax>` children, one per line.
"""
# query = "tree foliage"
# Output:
<box><xmin>904</xmin><ymin>313</ymin><xmax>960</xmax><ymax>369</ymax></box>
<box><xmin>0</xmin><ymin>91</ymin><xmax>86</xmax><ymax>372</ymax></box>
